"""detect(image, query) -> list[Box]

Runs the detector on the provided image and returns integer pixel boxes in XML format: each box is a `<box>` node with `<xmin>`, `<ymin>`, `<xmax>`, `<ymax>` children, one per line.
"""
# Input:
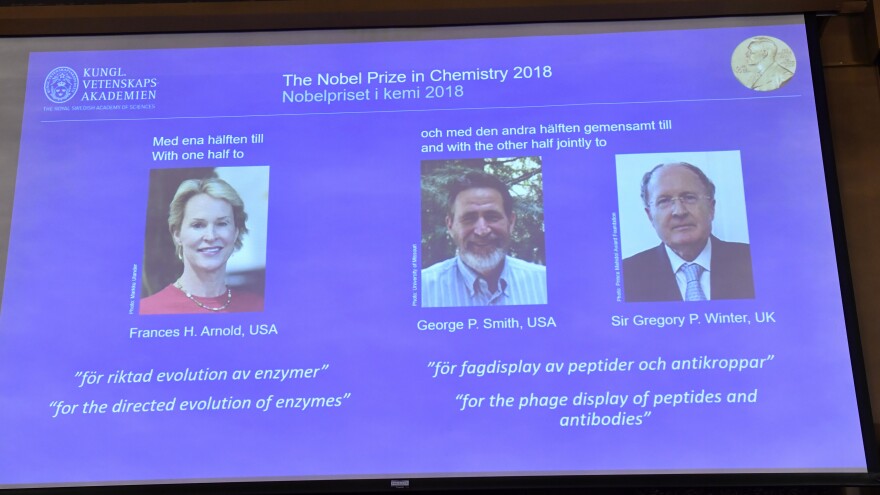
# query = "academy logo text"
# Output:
<box><xmin>43</xmin><ymin>66</ymin><xmax>158</xmax><ymax>111</ymax></box>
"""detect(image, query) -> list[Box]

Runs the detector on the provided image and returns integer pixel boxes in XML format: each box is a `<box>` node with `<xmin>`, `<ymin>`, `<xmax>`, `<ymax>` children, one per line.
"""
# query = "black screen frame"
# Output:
<box><xmin>0</xmin><ymin>9</ymin><xmax>877</xmax><ymax>494</ymax></box>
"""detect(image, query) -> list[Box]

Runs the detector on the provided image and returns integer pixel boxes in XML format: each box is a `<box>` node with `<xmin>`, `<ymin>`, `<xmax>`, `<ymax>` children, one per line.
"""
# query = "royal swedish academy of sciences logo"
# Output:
<box><xmin>43</xmin><ymin>67</ymin><xmax>79</xmax><ymax>104</ymax></box>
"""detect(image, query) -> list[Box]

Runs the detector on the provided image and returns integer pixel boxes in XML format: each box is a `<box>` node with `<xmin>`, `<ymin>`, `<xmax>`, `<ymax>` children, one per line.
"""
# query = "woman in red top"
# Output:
<box><xmin>140</xmin><ymin>177</ymin><xmax>263</xmax><ymax>314</ymax></box>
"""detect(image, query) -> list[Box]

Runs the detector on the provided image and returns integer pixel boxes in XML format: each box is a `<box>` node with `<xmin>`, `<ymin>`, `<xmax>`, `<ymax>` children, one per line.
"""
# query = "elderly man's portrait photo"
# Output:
<box><xmin>616</xmin><ymin>151</ymin><xmax>754</xmax><ymax>303</ymax></box>
<box><xmin>420</xmin><ymin>157</ymin><xmax>547</xmax><ymax>308</ymax></box>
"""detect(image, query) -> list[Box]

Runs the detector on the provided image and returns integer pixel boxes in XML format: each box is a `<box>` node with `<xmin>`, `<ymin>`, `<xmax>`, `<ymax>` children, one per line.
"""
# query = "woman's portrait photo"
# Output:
<box><xmin>140</xmin><ymin>166</ymin><xmax>269</xmax><ymax>314</ymax></box>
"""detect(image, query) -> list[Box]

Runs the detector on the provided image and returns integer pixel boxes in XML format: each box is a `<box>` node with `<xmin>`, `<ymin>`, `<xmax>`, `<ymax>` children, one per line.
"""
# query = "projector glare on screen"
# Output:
<box><xmin>0</xmin><ymin>14</ymin><xmax>871</xmax><ymax>490</ymax></box>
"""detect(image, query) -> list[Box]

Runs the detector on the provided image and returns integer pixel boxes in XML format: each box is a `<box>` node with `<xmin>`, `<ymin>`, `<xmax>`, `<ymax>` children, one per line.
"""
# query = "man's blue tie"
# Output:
<box><xmin>682</xmin><ymin>263</ymin><xmax>706</xmax><ymax>301</ymax></box>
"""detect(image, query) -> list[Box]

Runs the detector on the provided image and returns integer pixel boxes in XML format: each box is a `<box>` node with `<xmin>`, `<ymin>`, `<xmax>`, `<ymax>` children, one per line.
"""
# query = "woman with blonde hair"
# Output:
<box><xmin>140</xmin><ymin>177</ymin><xmax>263</xmax><ymax>314</ymax></box>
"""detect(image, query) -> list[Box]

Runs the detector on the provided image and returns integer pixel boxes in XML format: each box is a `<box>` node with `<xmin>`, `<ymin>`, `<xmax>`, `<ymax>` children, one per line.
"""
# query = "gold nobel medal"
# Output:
<box><xmin>731</xmin><ymin>36</ymin><xmax>796</xmax><ymax>91</ymax></box>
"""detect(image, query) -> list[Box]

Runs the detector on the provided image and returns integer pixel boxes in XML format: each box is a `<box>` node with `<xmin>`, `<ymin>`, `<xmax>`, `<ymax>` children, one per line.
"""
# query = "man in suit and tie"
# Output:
<box><xmin>622</xmin><ymin>162</ymin><xmax>754</xmax><ymax>302</ymax></box>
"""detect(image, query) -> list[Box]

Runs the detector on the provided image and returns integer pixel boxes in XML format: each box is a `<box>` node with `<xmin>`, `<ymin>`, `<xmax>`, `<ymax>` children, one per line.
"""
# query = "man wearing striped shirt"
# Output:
<box><xmin>421</xmin><ymin>171</ymin><xmax>547</xmax><ymax>307</ymax></box>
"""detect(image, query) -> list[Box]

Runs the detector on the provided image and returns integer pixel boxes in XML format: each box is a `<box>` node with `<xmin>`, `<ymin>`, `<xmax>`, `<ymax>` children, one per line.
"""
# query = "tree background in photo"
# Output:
<box><xmin>420</xmin><ymin>156</ymin><xmax>544</xmax><ymax>268</ymax></box>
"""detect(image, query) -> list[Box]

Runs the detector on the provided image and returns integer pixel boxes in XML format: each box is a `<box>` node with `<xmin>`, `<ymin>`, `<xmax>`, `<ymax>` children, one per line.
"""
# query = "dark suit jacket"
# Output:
<box><xmin>622</xmin><ymin>236</ymin><xmax>755</xmax><ymax>302</ymax></box>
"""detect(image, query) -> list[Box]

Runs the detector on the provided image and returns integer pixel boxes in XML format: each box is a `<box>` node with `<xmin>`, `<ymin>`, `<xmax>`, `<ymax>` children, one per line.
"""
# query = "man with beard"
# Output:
<box><xmin>421</xmin><ymin>171</ymin><xmax>547</xmax><ymax>307</ymax></box>
<box><xmin>622</xmin><ymin>162</ymin><xmax>754</xmax><ymax>302</ymax></box>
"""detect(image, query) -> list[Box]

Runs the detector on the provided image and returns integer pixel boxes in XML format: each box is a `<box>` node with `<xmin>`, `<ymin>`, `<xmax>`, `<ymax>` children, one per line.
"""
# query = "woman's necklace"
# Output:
<box><xmin>174</xmin><ymin>279</ymin><xmax>232</xmax><ymax>311</ymax></box>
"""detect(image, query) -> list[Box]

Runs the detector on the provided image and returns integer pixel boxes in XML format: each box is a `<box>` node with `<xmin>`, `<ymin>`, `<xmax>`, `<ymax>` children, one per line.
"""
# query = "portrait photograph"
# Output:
<box><xmin>420</xmin><ymin>157</ymin><xmax>547</xmax><ymax>308</ymax></box>
<box><xmin>140</xmin><ymin>166</ymin><xmax>269</xmax><ymax>314</ymax></box>
<box><xmin>615</xmin><ymin>151</ymin><xmax>754</xmax><ymax>302</ymax></box>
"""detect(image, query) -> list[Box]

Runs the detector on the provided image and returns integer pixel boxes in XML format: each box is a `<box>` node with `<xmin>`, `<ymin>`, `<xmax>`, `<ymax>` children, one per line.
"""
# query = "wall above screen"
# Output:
<box><xmin>0</xmin><ymin>0</ymin><xmax>865</xmax><ymax>36</ymax></box>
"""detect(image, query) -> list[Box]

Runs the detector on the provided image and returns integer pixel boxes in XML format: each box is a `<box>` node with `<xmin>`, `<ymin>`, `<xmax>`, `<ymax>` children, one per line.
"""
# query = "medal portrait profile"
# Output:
<box><xmin>731</xmin><ymin>36</ymin><xmax>796</xmax><ymax>92</ymax></box>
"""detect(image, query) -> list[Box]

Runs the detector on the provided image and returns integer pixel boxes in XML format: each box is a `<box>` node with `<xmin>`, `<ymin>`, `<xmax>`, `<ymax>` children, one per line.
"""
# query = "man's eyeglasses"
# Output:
<box><xmin>650</xmin><ymin>193</ymin><xmax>711</xmax><ymax>210</ymax></box>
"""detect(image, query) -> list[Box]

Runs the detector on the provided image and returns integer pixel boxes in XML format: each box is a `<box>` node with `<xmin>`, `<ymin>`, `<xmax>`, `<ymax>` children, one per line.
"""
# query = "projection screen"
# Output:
<box><xmin>0</xmin><ymin>13</ymin><xmax>875</xmax><ymax>490</ymax></box>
